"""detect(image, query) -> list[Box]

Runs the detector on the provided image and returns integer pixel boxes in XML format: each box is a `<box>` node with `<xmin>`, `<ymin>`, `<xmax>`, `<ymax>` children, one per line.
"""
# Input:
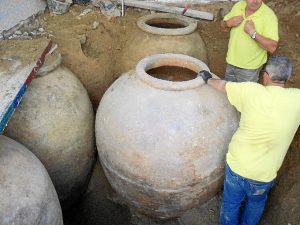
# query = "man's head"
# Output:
<box><xmin>246</xmin><ymin>0</ymin><xmax>263</xmax><ymax>12</ymax></box>
<box><xmin>263</xmin><ymin>56</ymin><xmax>292</xmax><ymax>85</ymax></box>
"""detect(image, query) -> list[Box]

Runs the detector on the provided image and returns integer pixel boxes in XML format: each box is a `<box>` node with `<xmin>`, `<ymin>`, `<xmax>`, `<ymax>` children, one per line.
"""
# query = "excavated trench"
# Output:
<box><xmin>1</xmin><ymin>1</ymin><xmax>300</xmax><ymax>224</ymax></box>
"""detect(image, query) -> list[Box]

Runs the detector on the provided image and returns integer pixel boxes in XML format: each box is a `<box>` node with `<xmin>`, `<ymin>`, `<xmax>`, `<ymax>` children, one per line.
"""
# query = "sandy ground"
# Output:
<box><xmin>1</xmin><ymin>0</ymin><xmax>299</xmax><ymax>224</ymax></box>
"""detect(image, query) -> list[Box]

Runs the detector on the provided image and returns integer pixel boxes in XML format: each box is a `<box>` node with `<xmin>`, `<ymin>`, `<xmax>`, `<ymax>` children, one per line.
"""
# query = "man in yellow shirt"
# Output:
<box><xmin>198</xmin><ymin>56</ymin><xmax>300</xmax><ymax>225</ymax></box>
<box><xmin>221</xmin><ymin>0</ymin><xmax>279</xmax><ymax>82</ymax></box>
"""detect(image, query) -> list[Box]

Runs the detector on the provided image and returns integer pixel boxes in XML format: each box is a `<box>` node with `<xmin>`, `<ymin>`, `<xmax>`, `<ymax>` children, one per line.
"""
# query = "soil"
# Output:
<box><xmin>1</xmin><ymin>0</ymin><xmax>300</xmax><ymax>224</ymax></box>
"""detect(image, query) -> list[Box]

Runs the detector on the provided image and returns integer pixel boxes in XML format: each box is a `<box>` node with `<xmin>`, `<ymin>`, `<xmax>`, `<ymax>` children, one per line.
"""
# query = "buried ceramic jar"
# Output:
<box><xmin>96</xmin><ymin>53</ymin><xmax>238</xmax><ymax>219</ymax></box>
<box><xmin>119</xmin><ymin>13</ymin><xmax>208</xmax><ymax>73</ymax></box>
<box><xmin>0</xmin><ymin>135</ymin><xmax>63</xmax><ymax>225</ymax></box>
<box><xmin>4</xmin><ymin>52</ymin><xmax>95</xmax><ymax>208</ymax></box>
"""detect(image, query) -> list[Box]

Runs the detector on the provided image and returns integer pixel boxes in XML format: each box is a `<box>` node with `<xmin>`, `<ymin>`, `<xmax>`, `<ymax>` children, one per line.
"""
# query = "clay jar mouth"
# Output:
<box><xmin>136</xmin><ymin>53</ymin><xmax>210</xmax><ymax>91</ymax></box>
<box><xmin>36</xmin><ymin>51</ymin><xmax>62</xmax><ymax>77</ymax></box>
<box><xmin>137</xmin><ymin>13</ymin><xmax>197</xmax><ymax>36</ymax></box>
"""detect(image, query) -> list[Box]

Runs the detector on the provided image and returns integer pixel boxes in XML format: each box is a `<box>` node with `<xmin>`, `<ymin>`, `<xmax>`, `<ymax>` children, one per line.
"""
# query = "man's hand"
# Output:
<box><xmin>244</xmin><ymin>20</ymin><xmax>256</xmax><ymax>36</ymax></box>
<box><xmin>244</xmin><ymin>20</ymin><xmax>278</xmax><ymax>53</ymax></box>
<box><xmin>198</xmin><ymin>71</ymin><xmax>227</xmax><ymax>93</ymax></box>
<box><xmin>226</xmin><ymin>15</ymin><xmax>244</xmax><ymax>28</ymax></box>
<box><xmin>221</xmin><ymin>15</ymin><xmax>243</xmax><ymax>32</ymax></box>
<box><xmin>197</xmin><ymin>70</ymin><xmax>212</xmax><ymax>84</ymax></box>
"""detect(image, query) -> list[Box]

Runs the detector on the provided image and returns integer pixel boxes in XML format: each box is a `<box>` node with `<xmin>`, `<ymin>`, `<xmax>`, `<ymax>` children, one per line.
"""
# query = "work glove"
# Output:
<box><xmin>197</xmin><ymin>70</ymin><xmax>212</xmax><ymax>84</ymax></box>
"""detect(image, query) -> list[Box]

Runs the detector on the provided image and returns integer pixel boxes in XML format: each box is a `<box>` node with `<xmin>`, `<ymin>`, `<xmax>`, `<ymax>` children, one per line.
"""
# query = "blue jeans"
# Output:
<box><xmin>220</xmin><ymin>165</ymin><xmax>275</xmax><ymax>225</ymax></box>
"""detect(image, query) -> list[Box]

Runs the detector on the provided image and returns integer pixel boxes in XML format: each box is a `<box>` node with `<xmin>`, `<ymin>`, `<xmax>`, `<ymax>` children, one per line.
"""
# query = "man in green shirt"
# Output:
<box><xmin>198</xmin><ymin>56</ymin><xmax>300</xmax><ymax>225</ymax></box>
<box><xmin>221</xmin><ymin>0</ymin><xmax>279</xmax><ymax>82</ymax></box>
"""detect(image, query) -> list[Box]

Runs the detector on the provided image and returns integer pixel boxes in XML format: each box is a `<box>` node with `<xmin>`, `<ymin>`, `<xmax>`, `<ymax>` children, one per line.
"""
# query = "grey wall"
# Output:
<box><xmin>0</xmin><ymin>0</ymin><xmax>46</xmax><ymax>34</ymax></box>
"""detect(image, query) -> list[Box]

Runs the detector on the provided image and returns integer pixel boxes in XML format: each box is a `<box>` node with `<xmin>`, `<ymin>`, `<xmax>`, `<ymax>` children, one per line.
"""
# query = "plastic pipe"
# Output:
<box><xmin>121</xmin><ymin>0</ymin><xmax>125</xmax><ymax>16</ymax></box>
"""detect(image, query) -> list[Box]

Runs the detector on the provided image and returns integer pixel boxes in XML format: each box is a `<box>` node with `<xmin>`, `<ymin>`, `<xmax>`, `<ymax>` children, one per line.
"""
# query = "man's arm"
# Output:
<box><xmin>198</xmin><ymin>71</ymin><xmax>246</xmax><ymax>111</ymax></box>
<box><xmin>220</xmin><ymin>15</ymin><xmax>244</xmax><ymax>32</ymax></box>
<box><xmin>207</xmin><ymin>79</ymin><xmax>227</xmax><ymax>94</ymax></box>
<box><xmin>244</xmin><ymin>20</ymin><xmax>278</xmax><ymax>54</ymax></box>
<box><xmin>197</xmin><ymin>70</ymin><xmax>227</xmax><ymax>94</ymax></box>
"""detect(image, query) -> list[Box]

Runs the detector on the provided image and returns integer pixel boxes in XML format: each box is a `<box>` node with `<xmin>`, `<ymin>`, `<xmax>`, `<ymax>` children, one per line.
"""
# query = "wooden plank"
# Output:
<box><xmin>0</xmin><ymin>40</ymin><xmax>52</xmax><ymax>134</ymax></box>
<box><xmin>122</xmin><ymin>0</ymin><xmax>214</xmax><ymax>20</ymax></box>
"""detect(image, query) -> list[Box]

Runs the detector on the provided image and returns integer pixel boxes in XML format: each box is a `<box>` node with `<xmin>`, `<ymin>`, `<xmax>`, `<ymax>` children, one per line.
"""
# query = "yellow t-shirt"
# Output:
<box><xmin>226</xmin><ymin>82</ymin><xmax>300</xmax><ymax>182</ymax></box>
<box><xmin>224</xmin><ymin>1</ymin><xmax>279</xmax><ymax>69</ymax></box>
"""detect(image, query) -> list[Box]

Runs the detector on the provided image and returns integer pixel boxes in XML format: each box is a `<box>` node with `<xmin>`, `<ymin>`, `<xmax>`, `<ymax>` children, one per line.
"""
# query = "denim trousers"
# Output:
<box><xmin>224</xmin><ymin>64</ymin><xmax>262</xmax><ymax>82</ymax></box>
<box><xmin>220</xmin><ymin>165</ymin><xmax>275</xmax><ymax>225</ymax></box>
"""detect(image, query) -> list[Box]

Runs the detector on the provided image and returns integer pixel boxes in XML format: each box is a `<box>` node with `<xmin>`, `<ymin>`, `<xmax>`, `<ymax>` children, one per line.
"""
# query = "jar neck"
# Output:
<box><xmin>36</xmin><ymin>53</ymin><xmax>62</xmax><ymax>77</ymax></box>
<box><xmin>136</xmin><ymin>54</ymin><xmax>209</xmax><ymax>91</ymax></box>
<box><xmin>137</xmin><ymin>13</ymin><xmax>197</xmax><ymax>36</ymax></box>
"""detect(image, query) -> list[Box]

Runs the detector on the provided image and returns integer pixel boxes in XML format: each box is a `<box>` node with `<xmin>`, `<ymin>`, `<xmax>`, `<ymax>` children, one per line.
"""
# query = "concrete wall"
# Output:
<box><xmin>0</xmin><ymin>0</ymin><xmax>46</xmax><ymax>34</ymax></box>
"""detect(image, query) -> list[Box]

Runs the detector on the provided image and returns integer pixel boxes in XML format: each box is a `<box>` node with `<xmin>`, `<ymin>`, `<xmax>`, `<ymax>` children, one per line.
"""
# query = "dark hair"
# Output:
<box><xmin>265</xmin><ymin>56</ymin><xmax>292</xmax><ymax>83</ymax></box>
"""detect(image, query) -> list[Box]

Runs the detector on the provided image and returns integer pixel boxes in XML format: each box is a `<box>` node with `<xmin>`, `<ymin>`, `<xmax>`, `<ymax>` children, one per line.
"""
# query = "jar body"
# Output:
<box><xmin>0</xmin><ymin>135</ymin><xmax>63</xmax><ymax>225</ymax></box>
<box><xmin>5</xmin><ymin>66</ymin><xmax>95</xmax><ymax>208</ymax></box>
<box><xmin>96</xmin><ymin>54</ymin><xmax>238</xmax><ymax>218</ymax></box>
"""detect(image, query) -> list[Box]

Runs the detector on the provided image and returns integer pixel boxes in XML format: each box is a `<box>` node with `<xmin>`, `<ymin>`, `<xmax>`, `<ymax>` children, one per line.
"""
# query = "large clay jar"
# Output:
<box><xmin>5</xmin><ymin>53</ymin><xmax>95</xmax><ymax>208</ymax></box>
<box><xmin>0</xmin><ymin>135</ymin><xmax>63</xmax><ymax>225</ymax></box>
<box><xmin>96</xmin><ymin>54</ymin><xmax>238</xmax><ymax>218</ymax></box>
<box><xmin>119</xmin><ymin>13</ymin><xmax>208</xmax><ymax>73</ymax></box>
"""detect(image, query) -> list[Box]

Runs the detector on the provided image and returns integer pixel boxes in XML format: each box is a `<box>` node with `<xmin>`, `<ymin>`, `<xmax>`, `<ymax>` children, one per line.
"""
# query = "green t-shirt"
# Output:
<box><xmin>224</xmin><ymin>1</ymin><xmax>279</xmax><ymax>69</ymax></box>
<box><xmin>226</xmin><ymin>82</ymin><xmax>300</xmax><ymax>182</ymax></box>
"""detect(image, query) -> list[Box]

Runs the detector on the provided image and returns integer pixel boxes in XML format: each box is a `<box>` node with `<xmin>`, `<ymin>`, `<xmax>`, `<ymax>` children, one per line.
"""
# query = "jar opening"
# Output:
<box><xmin>136</xmin><ymin>54</ymin><xmax>210</xmax><ymax>91</ymax></box>
<box><xmin>147</xmin><ymin>66</ymin><xmax>197</xmax><ymax>81</ymax></box>
<box><xmin>137</xmin><ymin>13</ymin><xmax>197</xmax><ymax>36</ymax></box>
<box><xmin>146</xmin><ymin>18</ymin><xmax>187</xmax><ymax>29</ymax></box>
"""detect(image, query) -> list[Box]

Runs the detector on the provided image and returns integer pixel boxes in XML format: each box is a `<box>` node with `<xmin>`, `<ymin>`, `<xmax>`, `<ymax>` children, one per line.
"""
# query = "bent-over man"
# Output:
<box><xmin>199</xmin><ymin>56</ymin><xmax>300</xmax><ymax>225</ymax></box>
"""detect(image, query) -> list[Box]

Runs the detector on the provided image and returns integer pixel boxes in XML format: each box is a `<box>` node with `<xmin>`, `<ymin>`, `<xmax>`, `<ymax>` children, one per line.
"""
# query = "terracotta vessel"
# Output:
<box><xmin>0</xmin><ymin>135</ymin><xmax>63</xmax><ymax>225</ymax></box>
<box><xmin>5</xmin><ymin>53</ymin><xmax>95</xmax><ymax>208</ymax></box>
<box><xmin>96</xmin><ymin>54</ymin><xmax>238</xmax><ymax>218</ymax></box>
<box><xmin>119</xmin><ymin>13</ymin><xmax>208</xmax><ymax>73</ymax></box>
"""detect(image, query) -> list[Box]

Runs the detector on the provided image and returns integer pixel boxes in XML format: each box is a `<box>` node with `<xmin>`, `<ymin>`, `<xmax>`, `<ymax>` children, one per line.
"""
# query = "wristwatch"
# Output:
<box><xmin>251</xmin><ymin>31</ymin><xmax>257</xmax><ymax>40</ymax></box>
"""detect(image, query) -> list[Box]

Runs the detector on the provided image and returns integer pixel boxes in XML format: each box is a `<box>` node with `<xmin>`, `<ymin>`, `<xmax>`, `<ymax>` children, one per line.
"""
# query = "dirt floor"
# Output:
<box><xmin>1</xmin><ymin>0</ymin><xmax>300</xmax><ymax>224</ymax></box>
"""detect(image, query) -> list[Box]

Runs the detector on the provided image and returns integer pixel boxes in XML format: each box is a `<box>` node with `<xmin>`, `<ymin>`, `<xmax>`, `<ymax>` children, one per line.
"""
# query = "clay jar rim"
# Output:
<box><xmin>137</xmin><ymin>13</ymin><xmax>197</xmax><ymax>36</ymax></box>
<box><xmin>36</xmin><ymin>52</ymin><xmax>62</xmax><ymax>77</ymax></box>
<box><xmin>136</xmin><ymin>53</ymin><xmax>210</xmax><ymax>91</ymax></box>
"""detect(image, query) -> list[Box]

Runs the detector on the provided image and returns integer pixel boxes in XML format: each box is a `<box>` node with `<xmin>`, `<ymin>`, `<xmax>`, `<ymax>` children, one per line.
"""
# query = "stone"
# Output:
<box><xmin>92</xmin><ymin>21</ymin><xmax>99</xmax><ymax>29</ymax></box>
<box><xmin>14</xmin><ymin>30</ymin><xmax>22</xmax><ymax>35</ymax></box>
